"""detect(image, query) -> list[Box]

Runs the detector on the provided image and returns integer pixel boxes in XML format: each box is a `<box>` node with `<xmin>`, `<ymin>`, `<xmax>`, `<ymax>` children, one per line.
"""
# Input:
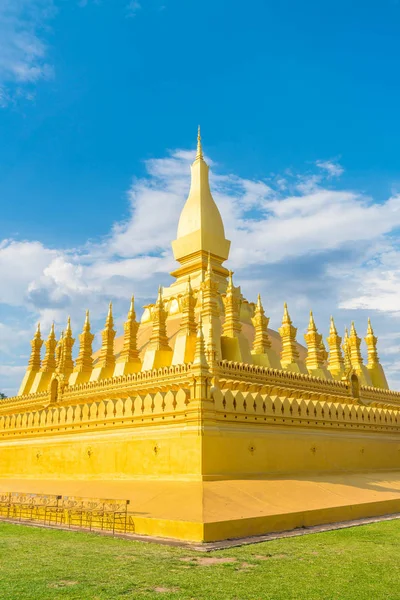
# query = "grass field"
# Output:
<box><xmin>1</xmin><ymin>520</ymin><xmax>400</xmax><ymax>599</ymax></box>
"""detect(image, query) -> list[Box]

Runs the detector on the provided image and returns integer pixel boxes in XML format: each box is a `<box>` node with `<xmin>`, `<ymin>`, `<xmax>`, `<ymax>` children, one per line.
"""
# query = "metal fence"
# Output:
<box><xmin>0</xmin><ymin>491</ymin><xmax>134</xmax><ymax>534</ymax></box>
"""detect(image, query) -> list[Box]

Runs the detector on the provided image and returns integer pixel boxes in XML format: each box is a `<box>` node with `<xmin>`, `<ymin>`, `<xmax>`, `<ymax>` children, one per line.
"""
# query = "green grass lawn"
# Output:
<box><xmin>1</xmin><ymin>520</ymin><xmax>400</xmax><ymax>599</ymax></box>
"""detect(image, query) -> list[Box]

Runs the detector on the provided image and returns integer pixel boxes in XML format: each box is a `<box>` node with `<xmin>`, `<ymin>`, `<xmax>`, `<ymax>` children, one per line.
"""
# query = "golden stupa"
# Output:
<box><xmin>1</xmin><ymin>129</ymin><xmax>400</xmax><ymax>543</ymax></box>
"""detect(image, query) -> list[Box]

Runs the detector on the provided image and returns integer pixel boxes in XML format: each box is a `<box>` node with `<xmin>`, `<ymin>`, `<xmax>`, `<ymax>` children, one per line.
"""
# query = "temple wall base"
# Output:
<box><xmin>201</xmin><ymin>423</ymin><xmax>400</xmax><ymax>479</ymax></box>
<box><xmin>1</xmin><ymin>472</ymin><xmax>400</xmax><ymax>542</ymax></box>
<box><xmin>0</xmin><ymin>425</ymin><xmax>203</xmax><ymax>482</ymax></box>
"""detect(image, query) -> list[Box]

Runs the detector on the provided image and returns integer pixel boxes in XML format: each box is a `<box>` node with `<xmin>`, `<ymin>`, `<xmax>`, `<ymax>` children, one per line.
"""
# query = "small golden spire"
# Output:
<box><xmin>153</xmin><ymin>286</ymin><xmax>163</xmax><ymax>309</ymax></box>
<box><xmin>18</xmin><ymin>323</ymin><xmax>44</xmax><ymax>394</ymax></box>
<box><xmin>348</xmin><ymin>322</ymin><xmax>364</xmax><ymax>371</ymax></box>
<box><xmin>179</xmin><ymin>276</ymin><xmax>197</xmax><ymax>336</ymax></box>
<box><xmin>329</xmin><ymin>315</ymin><xmax>338</xmax><ymax>335</ymax></box>
<box><xmin>28</xmin><ymin>322</ymin><xmax>43</xmax><ymax>370</ymax></box>
<box><xmin>128</xmin><ymin>294</ymin><xmax>135</xmax><ymax>318</ymax></box>
<box><xmin>201</xmin><ymin>252</ymin><xmax>218</xmax><ymax>304</ymax></box>
<box><xmin>227</xmin><ymin>270</ymin><xmax>234</xmax><ymax>290</ymax></box>
<box><xmin>74</xmin><ymin>310</ymin><xmax>95</xmax><ymax>375</ymax></box>
<box><xmin>96</xmin><ymin>303</ymin><xmax>116</xmax><ymax>371</ymax></box>
<box><xmin>223</xmin><ymin>270</ymin><xmax>241</xmax><ymax>337</ymax></box>
<box><xmin>342</xmin><ymin>327</ymin><xmax>351</xmax><ymax>371</ymax></box>
<box><xmin>205</xmin><ymin>251</ymin><xmax>212</xmax><ymax>278</ymax></box>
<box><xmin>308</xmin><ymin>310</ymin><xmax>317</xmax><ymax>332</ymax></box>
<box><xmin>345</xmin><ymin>321</ymin><xmax>373</xmax><ymax>385</ymax></box>
<box><xmin>365</xmin><ymin>317</ymin><xmax>378</xmax><ymax>367</ymax></box>
<box><xmin>318</xmin><ymin>338</ymin><xmax>328</xmax><ymax>364</ymax></box>
<box><xmin>193</xmin><ymin>316</ymin><xmax>208</xmax><ymax>368</ymax></box>
<box><xmin>83</xmin><ymin>309</ymin><xmax>90</xmax><ymax>331</ymax></box>
<box><xmin>105</xmin><ymin>302</ymin><xmax>114</xmax><ymax>327</ymax></box>
<box><xmin>199</xmin><ymin>251</ymin><xmax>221</xmax><ymax>362</ymax></box>
<box><xmin>58</xmin><ymin>316</ymin><xmax>75</xmax><ymax>378</ymax></box>
<box><xmin>304</xmin><ymin>311</ymin><xmax>323</xmax><ymax>371</ymax></box>
<box><xmin>367</xmin><ymin>317</ymin><xmax>374</xmax><ymax>336</ymax></box>
<box><xmin>118</xmin><ymin>295</ymin><xmax>140</xmax><ymax>365</ymax></box>
<box><xmin>364</xmin><ymin>318</ymin><xmax>388</xmax><ymax>388</ymax></box>
<box><xmin>206</xmin><ymin>313</ymin><xmax>217</xmax><ymax>364</ymax></box>
<box><xmin>148</xmin><ymin>286</ymin><xmax>171</xmax><ymax>352</ymax></box>
<box><xmin>251</xmin><ymin>293</ymin><xmax>271</xmax><ymax>354</ymax></box>
<box><xmin>282</xmin><ymin>302</ymin><xmax>292</xmax><ymax>325</ymax></box>
<box><xmin>279</xmin><ymin>303</ymin><xmax>300</xmax><ymax>367</ymax></box>
<box><xmin>41</xmin><ymin>323</ymin><xmax>57</xmax><ymax>373</ymax></box>
<box><xmin>196</xmin><ymin>125</ymin><xmax>203</xmax><ymax>160</ymax></box>
<box><xmin>327</xmin><ymin>317</ymin><xmax>344</xmax><ymax>378</ymax></box>
<box><xmin>56</xmin><ymin>330</ymin><xmax>64</xmax><ymax>369</ymax></box>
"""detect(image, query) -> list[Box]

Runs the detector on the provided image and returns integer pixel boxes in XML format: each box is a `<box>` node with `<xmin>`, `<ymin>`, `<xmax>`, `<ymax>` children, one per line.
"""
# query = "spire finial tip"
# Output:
<box><xmin>196</xmin><ymin>124</ymin><xmax>203</xmax><ymax>160</ymax></box>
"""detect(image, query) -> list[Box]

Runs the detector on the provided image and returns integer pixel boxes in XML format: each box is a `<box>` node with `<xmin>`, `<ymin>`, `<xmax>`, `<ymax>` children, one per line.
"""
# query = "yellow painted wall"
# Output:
<box><xmin>202</xmin><ymin>423</ymin><xmax>400</xmax><ymax>478</ymax></box>
<box><xmin>0</xmin><ymin>424</ymin><xmax>202</xmax><ymax>481</ymax></box>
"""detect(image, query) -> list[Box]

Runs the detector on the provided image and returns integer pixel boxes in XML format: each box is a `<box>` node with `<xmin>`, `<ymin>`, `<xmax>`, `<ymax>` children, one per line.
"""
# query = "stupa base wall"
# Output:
<box><xmin>202</xmin><ymin>423</ymin><xmax>400</xmax><ymax>478</ymax></box>
<box><xmin>1</xmin><ymin>420</ymin><xmax>400</xmax><ymax>483</ymax></box>
<box><xmin>2</xmin><ymin>473</ymin><xmax>400</xmax><ymax>542</ymax></box>
<box><xmin>0</xmin><ymin>424</ymin><xmax>203</xmax><ymax>481</ymax></box>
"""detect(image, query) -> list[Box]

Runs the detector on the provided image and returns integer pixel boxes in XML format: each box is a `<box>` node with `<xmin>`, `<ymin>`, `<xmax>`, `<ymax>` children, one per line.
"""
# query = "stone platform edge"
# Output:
<box><xmin>2</xmin><ymin>509</ymin><xmax>400</xmax><ymax>552</ymax></box>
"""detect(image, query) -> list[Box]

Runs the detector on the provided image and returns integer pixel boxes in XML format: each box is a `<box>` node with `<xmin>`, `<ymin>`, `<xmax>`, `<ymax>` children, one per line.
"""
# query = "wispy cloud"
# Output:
<box><xmin>126</xmin><ymin>0</ymin><xmax>141</xmax><ymax>17</ymax></box>
<box><xmin>316</xmin><ymin>159</ymin><xmax>344</xmax><ymax>178</ymax></box>
<box><xmin>0</xmin><ymin>0</ymin><xmax>55</xmax><ymax>105</ymax></box>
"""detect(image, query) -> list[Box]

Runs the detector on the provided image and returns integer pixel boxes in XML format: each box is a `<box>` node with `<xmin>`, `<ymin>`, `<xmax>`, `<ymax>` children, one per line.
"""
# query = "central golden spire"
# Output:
<box><xmin>170</xmin><ymin>128</ymin><xmax>231</xmax><ymax>288</ymax></box>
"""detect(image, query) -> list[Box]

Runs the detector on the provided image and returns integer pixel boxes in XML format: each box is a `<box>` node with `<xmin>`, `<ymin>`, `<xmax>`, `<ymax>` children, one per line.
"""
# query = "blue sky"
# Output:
<box><xmin>2</xmin><ymin>0</ymin><xmax>400</xmax><ymax>394</ymax></box>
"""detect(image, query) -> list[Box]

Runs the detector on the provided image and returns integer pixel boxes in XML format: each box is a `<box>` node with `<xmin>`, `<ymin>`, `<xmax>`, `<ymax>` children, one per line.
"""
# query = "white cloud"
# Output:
<box><xmin>0</xmin><ymin>0</ymin><xmax>54</xmax><ymax>105</ymax></box>
<box><xmin>126</xmin><ymin>1</ymin><xmax>141</xmax><ymax>17</ymax></box>
<box><xmin>3</xmin><ymin>146</ymin><xmax>400</xmax><ymax>393</ymax></box>
<box><xmin>0</xmin><ymin>322</ymin><xmax>30</xmax><ymax>355</ymax></box>
<box><xmin>338</xmin><ymin>244</ymin><xmax>400</xmax><ymax>315</ymax></box>
<box><xmin>0</xmin><ymin>240</ymin><xmax>56</xmax><ymax>305</ymax></box>
<box><xmin>316</xmin><ymin>159</ymin><xmax>344</xmax><ymax>178</ymax></box>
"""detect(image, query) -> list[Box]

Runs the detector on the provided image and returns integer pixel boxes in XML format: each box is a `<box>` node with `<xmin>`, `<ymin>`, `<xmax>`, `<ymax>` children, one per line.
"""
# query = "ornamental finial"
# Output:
<box><xmin>282</xmin><ymin>302</ymin><xmax>292</xmax><ymax>325</ymax></box>
<box><xmin>71</xmin><ymin>309</ymin><xmax>94</xmax><ymax>379</ymax></box>
<box><xmin>116</xmin><ymin>294</ymin><xmax>140</xmax><ymax>369</ymax></box>
<box><xmin>252</xmin><ymin>293</ymin><xmax>271</xmax><ymax>354</ymax></box>
<box><xmin>367</xmin><ymin>317</ymin><xmax>374</xmax><ymax>335</ymax></box>
<box><xmin>205</xmin><ymin>251</ymin><xmax>212</xmax><ymax>280</ymax></box>
<box><xmin>364</xmin><ymin>318</ymin><xmax>388</xmax><ymax>388</ymax></box>
<box><xmin>128</xmin><ymin>295</ymin><xmax>135</xmax><ymax>318</ymax></box>
<box><xmin>193</xmin><ymin>315</ymin><xmax>208</xmax><ymax>368</ymax></box>
<box><xmin>40</xmin><ymin>323</ymin><xmax>57</xmax><ymax>373</ymax></box>
<box><xmin>196</xmin><ymin>125</ymin><xmax>203</xmax><ymax>160</ymax></box>
<box><xmin>66</xmin><ymin>316</ymin><xmax>72</xmax><ymax>334</ymax></box>
<box><xmin>329</xmin><ymin>315</ymin><xmax>337</xmax><ymax>335</ymax></box>
<box><xmin>227</xmin><ymin>270</ymin><xmax>234</xmax><ymax>291</ymax></box>
<box><xmin>326</xmin><ymin>316</ymin><xmax>344</xmax><ymax>379</ymax></box>
<box><xmin>308</xmin><ymin>310</ymin><xmax>317</xmax><ymax>332</ymax></box>
<box><xmin>84</xmin><ymin>309</ymin><xmax>90</xmax><ymax>330</ymax></box>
